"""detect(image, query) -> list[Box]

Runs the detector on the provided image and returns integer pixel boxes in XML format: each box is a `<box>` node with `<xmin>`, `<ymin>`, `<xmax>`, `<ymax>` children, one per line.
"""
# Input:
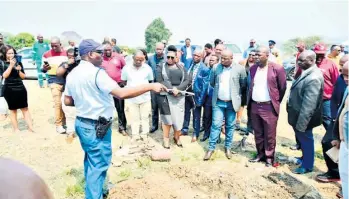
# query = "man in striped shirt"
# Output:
<box><xmin>42</xmin><ymin>37</ymin><xmax>67</xmax><ymax>134</ymax></box>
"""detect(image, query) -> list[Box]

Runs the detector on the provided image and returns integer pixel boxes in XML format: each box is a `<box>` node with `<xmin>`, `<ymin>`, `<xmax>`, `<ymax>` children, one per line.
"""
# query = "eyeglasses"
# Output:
<box><xmin>167</xmin><ymin>56</ymin><xmax>175</xmax><ymax>59</ymax></box>
<box><xmin>93</xmin><ymin>50</ymin><xmax>103</xmax><ymax>55</ymax></box>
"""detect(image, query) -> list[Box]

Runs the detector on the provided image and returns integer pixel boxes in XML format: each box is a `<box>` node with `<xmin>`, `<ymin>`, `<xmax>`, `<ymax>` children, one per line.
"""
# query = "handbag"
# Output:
<box><xmin>0</xmin><ymin>61</ymin><xmax>5</xmax><ymax>97</ymax></box>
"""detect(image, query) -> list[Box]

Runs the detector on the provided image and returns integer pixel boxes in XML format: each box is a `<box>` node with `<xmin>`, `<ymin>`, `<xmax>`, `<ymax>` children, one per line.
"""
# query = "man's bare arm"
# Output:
<box><xmin>64</xmin><ymin>95</ymin><xmax>75</xmax><ymax>106</ymax></box>
<box><xmin>111</xmin><ymin>83</ymin><xmax>165</xmax><ymax>99</ymax></box>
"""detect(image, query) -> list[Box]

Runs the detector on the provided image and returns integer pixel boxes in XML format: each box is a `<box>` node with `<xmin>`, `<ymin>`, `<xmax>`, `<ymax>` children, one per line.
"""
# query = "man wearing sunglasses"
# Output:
<box><xmin>64</xmin><ymin>39</ymin><xmax>166</xmax><ymax>199</ymax></box>
<box><xmin>327</xmin><ymin>45</ymin><xmax>342</xmax><ymax>71</ymax></box>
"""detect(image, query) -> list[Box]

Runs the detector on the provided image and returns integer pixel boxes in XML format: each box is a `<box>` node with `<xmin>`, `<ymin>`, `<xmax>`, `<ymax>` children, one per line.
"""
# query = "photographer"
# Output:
<box><xmin>56</xmin><ymin>48</ymin><xmax>79</xmax><ymax>143</ymax></box>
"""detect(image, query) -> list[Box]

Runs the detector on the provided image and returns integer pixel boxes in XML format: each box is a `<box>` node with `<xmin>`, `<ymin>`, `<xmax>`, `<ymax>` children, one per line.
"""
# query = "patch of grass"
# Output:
<box><xmin>190</xmin><ymin>152</ymin><xmax>200</xmax><ymax>160</ymax></box>
<box><xmin>180</xmin><ymin>154</ymin><xmax>191</xmax><ymax>162</ymax></box>
<box><xmin>118</xmin><ymin>168</ymin><xmax>132</xmax><ymax>180</ymax></box>
<box><xmin>66</xmin><ymin>184</ymin><xmax>84</xmax><ymax>196</ymax></box>
<box><xmin>249</xmin><ymin>151</ymin><xmax>257</xmax><ymax>158</ymax></box>
<box><xmin>211</xmin><ymin>151</ymin><xmax>225</xmax><ymax>160</ymax></box>
<box><xmin>137</xmin><ymin>157</ymin><xmax>152</xmax><ymax>169</ymax></box>
<box><xmin>65</xmin><ymin>168</ymin><xmax>85</xmax><ymax>197</ymax></box>
<box><xmin>315</xmin><ymin>149</ymin><xmax>324</xmax><ymax>160</ymax></box>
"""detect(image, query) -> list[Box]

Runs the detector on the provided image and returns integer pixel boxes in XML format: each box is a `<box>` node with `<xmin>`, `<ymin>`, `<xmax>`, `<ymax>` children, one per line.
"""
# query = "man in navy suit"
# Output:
<box><xmin>181</xmin><ymin>38</ymin><xmax>196</xmax><ymax>70</ymax></box>
<box><xmin>181</xmin><ymin>49</ymin><xmax>210</xmax><ymax>142</ymax></box>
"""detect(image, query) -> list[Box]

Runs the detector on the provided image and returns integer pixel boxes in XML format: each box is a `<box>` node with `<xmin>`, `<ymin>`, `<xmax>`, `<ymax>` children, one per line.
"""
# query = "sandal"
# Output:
<box><xmin>173</xmin><ymin>137</ymin><xmax>183</xmax><ymax>148</ymax></box>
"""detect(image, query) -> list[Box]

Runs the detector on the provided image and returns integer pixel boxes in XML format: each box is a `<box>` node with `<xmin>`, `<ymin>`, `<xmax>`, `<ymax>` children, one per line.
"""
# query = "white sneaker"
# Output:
<box><xmin>56</xmin><ymin>126</ymin><xmax>66</xmax><ymax>134</ymax></box>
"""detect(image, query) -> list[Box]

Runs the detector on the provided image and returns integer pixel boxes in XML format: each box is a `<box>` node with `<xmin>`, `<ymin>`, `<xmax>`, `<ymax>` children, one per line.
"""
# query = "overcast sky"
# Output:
<box><xmin>0</xmin><ymin>0</ymin><xmax>348</xmax><ymax>48</ymax></box>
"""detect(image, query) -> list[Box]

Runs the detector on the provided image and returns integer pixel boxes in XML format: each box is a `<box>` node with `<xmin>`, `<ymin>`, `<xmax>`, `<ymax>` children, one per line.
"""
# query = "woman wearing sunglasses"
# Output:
<box><xmin>156</xmin><ymin>45</ymin><xmax>189</xmax><ymax>148</ymax></box>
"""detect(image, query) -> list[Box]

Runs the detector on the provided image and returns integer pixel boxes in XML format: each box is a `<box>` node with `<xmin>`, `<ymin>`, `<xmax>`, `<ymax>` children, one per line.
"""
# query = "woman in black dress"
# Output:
<box><xmin>0</xmin><ymin>45</ymin><xmax>33</xmax><ymax>132</ymax></box>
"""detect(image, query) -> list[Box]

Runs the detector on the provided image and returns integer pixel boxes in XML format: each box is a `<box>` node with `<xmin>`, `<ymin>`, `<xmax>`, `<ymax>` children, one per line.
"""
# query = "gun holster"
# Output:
<box><xmin>95</xmin><ymin>116</ymin><xmax>112</xmax><ymax>139</ymax></box>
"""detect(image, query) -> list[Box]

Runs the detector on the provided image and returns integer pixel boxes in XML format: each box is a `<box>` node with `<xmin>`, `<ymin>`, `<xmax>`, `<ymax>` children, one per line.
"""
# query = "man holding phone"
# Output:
<box><xmin>42</xmin><ymin>37</ymin><xmax>68</xmax><ymax>134</ymax></box>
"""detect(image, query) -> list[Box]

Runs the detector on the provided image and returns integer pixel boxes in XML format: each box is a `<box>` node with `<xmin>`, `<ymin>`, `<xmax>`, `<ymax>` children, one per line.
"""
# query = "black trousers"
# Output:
<box><xmin>321</xmin><ymin>121</ymin><xmax>339</xmax><ymax>176</ymax></box>
<box><xmin>202</xmin><ymin>105</ymin><xmax>212</xmax><ymax>138</ymax></box>
<box><xmin>151</xmin><ymin>91</ymin><xmax>159</xmax><ymax>129</ymax></box>
<box><xmin>113</xmin><ymin>97</ymin><xmax>127</xmax><ymax>132</ymax></box>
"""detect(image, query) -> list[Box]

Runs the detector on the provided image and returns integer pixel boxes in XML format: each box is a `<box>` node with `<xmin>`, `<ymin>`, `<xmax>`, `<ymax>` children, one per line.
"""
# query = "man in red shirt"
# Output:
<box><xmin>314</xmin><ymin>43</ymin><xmax>339</xmax><ymax>131</ymax></box>
<box><xmin>101</xmin><ymin>43</ymin><xmax>127</xmax><ymax>136</ymax></box>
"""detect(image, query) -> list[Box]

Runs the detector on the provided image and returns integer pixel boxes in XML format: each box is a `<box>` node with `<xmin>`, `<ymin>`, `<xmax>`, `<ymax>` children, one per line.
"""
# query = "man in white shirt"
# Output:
<box><xmin>122</xmin><ymin>51</ymin><xmax>153</xmax><ymax>141</ymax></box>
<box><xmin>247</xmin><ymin>46</ymin><xmax>287</xmax><ymax>167</ymax></box>
<box><xmin>64</xmin><ymin>39</ymin><xmax>165</xmax><ymax>199</ymax></box>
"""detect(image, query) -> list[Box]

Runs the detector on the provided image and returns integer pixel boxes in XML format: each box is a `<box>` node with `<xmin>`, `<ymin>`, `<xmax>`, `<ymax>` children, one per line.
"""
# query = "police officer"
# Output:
<box><xmin>64</xmin><ymin>39</ymin><xmax>166</xmax><ymax>199</ymax></box>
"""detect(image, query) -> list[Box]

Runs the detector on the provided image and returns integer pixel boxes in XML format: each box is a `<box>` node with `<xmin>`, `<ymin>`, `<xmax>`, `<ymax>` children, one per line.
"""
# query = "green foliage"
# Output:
<box><xmin>145</xmin><ymin>17</ymin><xmax>172</xmax><ymax>53</ymax></box>
<box><xmin>119</xmin><ymin>45</ymin><xmax>137</xmax><ymax>55</ymax></box>
<box><xmin>6</xmin><ymin>32</ymin><xmax>35</xmax><ymax>50</ymax></box>
<box><xmin>137</xmin><ymin>157</ymin><xmax>152</xmax><ymax>169</ymax></box>
<box><xmin>282</xmin><ymin>36</ymin><xmax>324</xmax><ymax>56</ymax></box>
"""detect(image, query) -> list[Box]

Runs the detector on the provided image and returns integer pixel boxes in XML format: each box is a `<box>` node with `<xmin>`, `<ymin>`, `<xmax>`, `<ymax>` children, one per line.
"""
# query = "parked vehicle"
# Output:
<box><xmin>17</xmin><ymin>47</ymin><xmax>38</xmax><ymax>80</ymax></box>
<box><xmin>283</xmin><ymin>57</ymin><xmax>296</xmax><ymax>81</ymax></box>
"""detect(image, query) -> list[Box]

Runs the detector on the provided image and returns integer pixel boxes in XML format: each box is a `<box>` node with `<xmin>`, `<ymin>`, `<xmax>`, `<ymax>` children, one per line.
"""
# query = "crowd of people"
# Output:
<box><xmin>0</xmin><ymin>32</ymin><xmax>348</xmax><ymax>199</ymax></box>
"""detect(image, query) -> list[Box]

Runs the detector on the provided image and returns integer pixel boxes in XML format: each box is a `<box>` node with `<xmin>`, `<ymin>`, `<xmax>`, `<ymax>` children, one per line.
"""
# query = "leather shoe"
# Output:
<box><xmin>224</xmin><ymin>148</ymin><xmax>232</xmax><ymax>159</ymax></box>
<box><xmin>119</xmin><ymin>130</ymin><xmax>127</xmax><ymax>136</ymax></box>
<box><xmin>292</xmin><ymin>167</ymin><xmax>313</xmax><ymax>174</ymax></box>
<box><xmin>150</xmin><ymin>126</ymin><xmax>158</xmax><ymax>133</ymax></box>
<box><xmin>249</xmin><ymin>157</ymin><xmax>265</xmax><ymax>163</ymax></box>
<box><xmin>316</xmin><ymin>172</ymin><xmax>340</xmax><ymax>183</ymax></box>
<box><xmin>200</xmin><ymin>136</ymin><xmax>209</xmax><ymax>142</ymax></box>
<box><xmin>203</xmin><ymin>150</ymin><xmax>214</xmax><ymax>161</ymax></box>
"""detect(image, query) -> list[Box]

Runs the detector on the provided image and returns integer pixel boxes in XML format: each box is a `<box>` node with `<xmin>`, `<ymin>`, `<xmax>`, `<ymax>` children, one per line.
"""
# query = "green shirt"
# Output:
<box><xmin>32</xmin><ymin>41</ymin><xmax>50</xmax><ymax>61</ymax></box>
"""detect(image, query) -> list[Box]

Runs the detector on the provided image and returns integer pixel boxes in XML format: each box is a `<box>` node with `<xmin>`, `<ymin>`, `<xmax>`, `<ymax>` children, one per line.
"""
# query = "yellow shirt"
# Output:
<box><xmin>327</xmin><ymin>54</ymin><xmax>341</xmax><ymax>71</ymax></box>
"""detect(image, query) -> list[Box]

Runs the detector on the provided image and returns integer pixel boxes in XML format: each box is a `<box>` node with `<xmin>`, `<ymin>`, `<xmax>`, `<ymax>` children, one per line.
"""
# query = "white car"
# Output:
<box><xmin>17</xmin><ymin>47</ymin><xmax>38</xmax><ymax>80</ymax></box>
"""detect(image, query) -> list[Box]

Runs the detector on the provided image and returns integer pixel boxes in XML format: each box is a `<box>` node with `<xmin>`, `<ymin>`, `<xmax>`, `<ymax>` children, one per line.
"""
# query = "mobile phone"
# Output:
<box><xmin>44</xmin><ymin>61</ymin><xmax>49</xmax><ymax>65</ymax></box>
<box><xmin>15</xmin><ymin>55</ymin><xmax>22</xmax><ymax>63</ymax></box>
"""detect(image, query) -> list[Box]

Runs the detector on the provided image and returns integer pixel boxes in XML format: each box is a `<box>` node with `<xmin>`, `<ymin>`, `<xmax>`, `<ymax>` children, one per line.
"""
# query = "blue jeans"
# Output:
<box><xmin>322</xmin><ymin>100</ymin><xmax>331</xmax><ymax>131</ymax></box>
<box><xmin>193</xmin><ymin>106</ymin><xmax>203</xmax><ymax>138</ymax></box>
<box><xmin>208</xmin><ymin>100</ymin><xmax>236</xmax><ymax>150</ymax></box>
<box><xmin>75</xmin><ymin>117</ymin><xmax>112</xmax><ymax>199</ymax></box>
<box><xmin>294</xmin><ymin>127</ymin><xmax>314</xmax><ymax>170</ymax></box>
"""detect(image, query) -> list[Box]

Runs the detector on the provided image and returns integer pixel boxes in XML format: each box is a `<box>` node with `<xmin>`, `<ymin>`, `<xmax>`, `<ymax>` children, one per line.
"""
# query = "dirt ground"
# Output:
<box><xmin>0</xmin><ymin>80</ymin><xmax>341</xmax><ymax>199</ymax></box>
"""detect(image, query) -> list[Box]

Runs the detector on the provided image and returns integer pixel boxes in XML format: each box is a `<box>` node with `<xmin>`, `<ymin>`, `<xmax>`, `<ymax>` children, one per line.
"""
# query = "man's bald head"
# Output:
<box><xmin>298</xmin><ymin>50</ymin><xmax>316</xmax><ymax>70</ymax></box>
<box><xmin>339</xmin><ymin>55</ymin><xmax>349</xmax><ymax>72</ymax></box>
<box><xmin>221</xmin><ymin>49</ymin><xmax>233</xmax><ymax>67</ymax></box>
<box><xmin>50</xmin><ymin>36</ymin><xmax>61</xmax><ymax>53</ymax></box>
<box><xmin>255</xmin><ymin>46</ymin><xmax>269</xmax><ymax>66</ymax></box>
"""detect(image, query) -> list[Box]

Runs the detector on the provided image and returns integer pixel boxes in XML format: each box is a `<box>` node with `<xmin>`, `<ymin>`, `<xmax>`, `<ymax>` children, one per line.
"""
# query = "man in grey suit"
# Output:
<box><xmin>203</xmin><ymin>50</ymin><xmax>247</xmax><ymax>160</ymax></box>
<box><xmin>287</xmin><ymin>50</ymin><xmax>324</xmax><ymax>174</ymax></box>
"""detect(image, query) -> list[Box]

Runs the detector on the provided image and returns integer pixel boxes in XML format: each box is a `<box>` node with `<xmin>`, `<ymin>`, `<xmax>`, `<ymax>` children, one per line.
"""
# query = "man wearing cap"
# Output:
<box><xmin>64</xmin><ymin>39</ymin><xmax>166</xmax><ymax>199</ymax></box>
<box><xmin>268</xmin><ymin>40</ymin><xmax>277</xmax><ymax>62</ymax></box>
<box><xmin>32</xmin><ymin>34</ymin><xmax>50</xmax><ymax>88</ymax></box>
<box><xmin>313</xmin><ymin>43</ymin><xmax>339</xmax><ymax>132</ymax></box>
<box><xmin>101</xmin><ymin>43</ymin><xmax>128</xmax><ymax>136</ymax></box>
<box><xmin>316</xmin><ymin>55</ymin><xmax>348</xmax><ymax>182</ymax></box>
<box><xmin>243</xmin><ymin>39</ymin><xmax>257</xmax><ymax>59</ymax></box>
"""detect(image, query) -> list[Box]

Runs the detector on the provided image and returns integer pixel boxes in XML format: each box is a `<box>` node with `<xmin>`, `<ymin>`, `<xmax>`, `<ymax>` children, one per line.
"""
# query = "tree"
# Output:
<box><xmin>145</xmin><ymin>18</ymin><xmax>172</xmax><ymax>53</ymax></box>
<box><xmin>6</xmin><ymin>32</ymin><xmax>35</xmax><ymax>50</ymax></box>
<box><xmin>282</xmin><ymin>36</ymin><xmax>324</xmax><ymax>56</ymax></box>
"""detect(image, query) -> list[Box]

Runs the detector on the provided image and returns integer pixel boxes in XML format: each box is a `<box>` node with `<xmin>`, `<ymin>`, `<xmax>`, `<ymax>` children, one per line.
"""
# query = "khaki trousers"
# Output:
<box><xmin>50</xmin><ymin>83</ymin><xmax>65</xmax><ymax>127</ymax></box>
<box><xmin>125</xmin><ymin>101</ymin><xmax>151</xmax><ymax>138</ymax></box>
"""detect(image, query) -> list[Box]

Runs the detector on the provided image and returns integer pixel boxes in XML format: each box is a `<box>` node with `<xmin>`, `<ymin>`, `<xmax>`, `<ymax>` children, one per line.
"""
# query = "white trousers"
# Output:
<box><xmin>125</xmin><ymin>101</ymin><xmax>151</xmax><ymax>138</ymax></box>
<box><xmin>61</xmin><ymin>93</ymin><xmax>76</xmax><ymax>134</ymax></box>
